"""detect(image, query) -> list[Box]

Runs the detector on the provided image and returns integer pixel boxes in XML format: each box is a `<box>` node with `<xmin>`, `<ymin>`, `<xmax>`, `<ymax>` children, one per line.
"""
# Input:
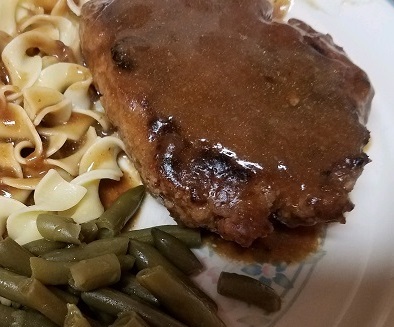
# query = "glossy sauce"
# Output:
<box><xmin>81</xmin><ymin>0</ymin><xmax>372</xmax><ymax>246</ymax></box>
<box><xmin>26</xmin><ymin>38</ymin><xmax>76</xmax><ymax>63</ymax></box>
<box><xmin>99</xmin><ymin>173</ymin><xmax>141</xmax><ymax>209</ymax></box>
<box><xmin>205</xmin><ymin>223</ymin><xmax>325</xmax><ymax>263</ymax></box>
<box><xmin>101</xmin><ymin>0</ymin><xmax>370</xmax><ymax>204</ymax></box>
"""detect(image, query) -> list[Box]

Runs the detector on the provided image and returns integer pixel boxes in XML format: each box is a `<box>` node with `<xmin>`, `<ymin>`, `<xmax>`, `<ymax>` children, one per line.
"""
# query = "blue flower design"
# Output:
<box><xmin>241</xmin><ymin>262</ymin><xmax>293</xmax><ymax>290</ymax></box>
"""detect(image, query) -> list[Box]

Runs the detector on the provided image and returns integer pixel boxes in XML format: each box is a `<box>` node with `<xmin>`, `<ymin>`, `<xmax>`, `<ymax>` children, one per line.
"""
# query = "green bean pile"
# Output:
<box><xmin>0</xmin><ymin>186</ymin><xmax>281</xmax><ymax>327</ymax></box>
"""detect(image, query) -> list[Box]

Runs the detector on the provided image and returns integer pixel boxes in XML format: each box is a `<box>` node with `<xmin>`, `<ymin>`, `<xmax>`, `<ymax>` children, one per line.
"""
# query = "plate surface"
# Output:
<box><xmin>132</xmin><ymin>1</ymin><xmax>394</xmax><ymax>326</ymax></box>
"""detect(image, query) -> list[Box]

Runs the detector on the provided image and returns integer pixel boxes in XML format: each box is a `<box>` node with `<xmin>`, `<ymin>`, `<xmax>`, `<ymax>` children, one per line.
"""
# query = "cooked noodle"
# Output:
<box><xmin>0</xmin><ymin>0</ymin><xmax>140</xmax><ymax>243</ymax></box>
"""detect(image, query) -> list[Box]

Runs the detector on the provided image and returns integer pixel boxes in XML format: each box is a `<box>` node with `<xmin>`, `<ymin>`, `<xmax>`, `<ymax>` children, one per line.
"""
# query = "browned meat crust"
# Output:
<box><xmin>80</xmin><ymin>0</ymin><xmax>373</xmax><ymax>247</ymax></box>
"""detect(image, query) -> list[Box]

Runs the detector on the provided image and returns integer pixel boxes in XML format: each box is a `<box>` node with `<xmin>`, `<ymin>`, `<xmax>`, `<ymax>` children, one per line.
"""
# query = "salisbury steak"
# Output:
<box><xmin>80</xmin><ymin>0</ymin><xmax>373</xmax><ymax>247</ymax></box>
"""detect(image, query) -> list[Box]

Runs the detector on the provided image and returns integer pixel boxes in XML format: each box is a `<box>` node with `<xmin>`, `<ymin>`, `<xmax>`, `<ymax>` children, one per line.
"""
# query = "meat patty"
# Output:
<box><xmin>80</xmin><ymin>0</ymin><xmax>373</xmax><ymax>247</ymax></box>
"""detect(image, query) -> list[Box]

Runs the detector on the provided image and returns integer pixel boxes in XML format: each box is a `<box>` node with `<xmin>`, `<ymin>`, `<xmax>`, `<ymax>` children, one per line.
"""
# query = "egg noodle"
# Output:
<box><xmin>0</xmin><ymin>0</ymin><xmax>140</xmax><ymax>244</ymax></box>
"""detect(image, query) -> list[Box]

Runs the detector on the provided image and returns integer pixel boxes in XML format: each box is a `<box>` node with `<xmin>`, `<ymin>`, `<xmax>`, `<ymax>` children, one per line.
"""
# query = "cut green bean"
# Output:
<box><xmin>116</xmin><ymin>274</ymin><xmax>159</xmax><ymax>307</ymax></box>
<box><xmin>48</xmin><ymin>286</ymin><xmax>79</xmax><ymax>305</ymax></box>
<box><xmin>217</xmin><ymin>272</ymin><xmax>281</xmax><ymax>313</ymax></box>
<box><xmin>66</xmin><ymin>284</ymin><xmax>82</xmax><ymax>297</ymax></box>
<box><xmin>64</xmin><ymin>304</ymin><xmax>92</xmax><ymax>327</ymax></box>
<box><xmin>151</xmin><ymin>228</ymin><xmax>203</xmax><ymax>275</ymax></box>
<box><xmin>110</xmin><ymin>311</ymin><xmax>150</xmax><ymax>327</ymax></box>
<box><xmin>80</xmin><ymin>221</ymin><xmax>99</xmax><ymax>243</ymax></box>
<box><xmin>117</xmin><ymin>255</ymin><xmax>135</xmax><ymax>272</ymax></box>
<box><xmin>81</xmin><ymin>288</ymin><xmax>186</xmax><ymax>327</ymax></box>
<box><xmin>0</xmin><ymin>237</ymin><xmax>34</xmax><ymax>276</ymax></box>
<box><xmin>121</xmin><ymin>225</ymin><xmax>201</xmax><ymax>248</ymax></box>
<box><xmin>129</xmin><ymin>239</ymin><xmax>183</xmax><ymax>275</ymax></box>
<box><xmin>0</xmin><ymin>268</ymin><xmax>68</xmax><ymax>326</ymax></box>
<box><xmin>42</xmin><ymin>237</ymin><xmax>129</xmax><ymax>262</ymax></box>
<box><xmin>0</xmin><ymin>303</ymin><xmax>58</xmax><ymax>327</ymax></box>
<box><xmin>23</xmin><ymin>239</ymin><xmax>67</xmax><ymax>256</ymax></box>
<box><xmin>137</xmin><ymin>266</ymin><xmax>224</xmax><ymax>327</ymax></box>
<box><xmin>129</xmin><ymin>239</ymin><xmax>217</xmax><ymax>311</ymax></box>
<box><xmin>30</xmin><ymin>257</ymin><xmax>72</xmax><ymax>285</ymax></box>
<box><xmin>97</xmin><ymin>185</ymin><xmax>145</xmax><ymax>238</ymax></box>
<box><xmin>69</xmin><ymin>253</ymin><xmax>121</xmax><ymax>291</ymax></box>
<box><xmin>89</xmin><ymin>309</ymin><xmax>116</xmax><ymax>326</ymax></box>
<box><xmin>37</xmin><ymin>214</ymin><xmax>81</xmax><ymax>245</ymax></box>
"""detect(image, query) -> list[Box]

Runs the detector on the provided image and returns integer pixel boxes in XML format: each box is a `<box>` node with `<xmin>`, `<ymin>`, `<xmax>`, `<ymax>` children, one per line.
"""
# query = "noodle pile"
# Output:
<box><xmin>0</xmin><ymin>0</ymin><xmax>139</xmax><ymax>244</ymax></box>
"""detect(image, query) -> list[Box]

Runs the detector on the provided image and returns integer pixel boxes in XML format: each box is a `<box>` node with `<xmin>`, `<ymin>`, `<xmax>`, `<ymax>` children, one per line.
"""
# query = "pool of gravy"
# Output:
<box><xmin>204</xmin><ymin>222</ymin><xmax>325</xmax><ymax>264</ymax></box>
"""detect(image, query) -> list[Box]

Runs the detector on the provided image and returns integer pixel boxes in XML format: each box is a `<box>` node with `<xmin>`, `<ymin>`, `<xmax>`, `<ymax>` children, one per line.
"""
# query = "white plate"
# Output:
<box><xmin>132</xmin><ymin>1</ymin><xmax>394</xmax><ymax>326</ymax></box>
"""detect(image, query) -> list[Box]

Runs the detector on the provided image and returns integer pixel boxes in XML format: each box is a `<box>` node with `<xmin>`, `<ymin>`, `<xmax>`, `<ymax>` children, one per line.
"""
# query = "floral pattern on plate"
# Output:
<box><xmin>194</xmin><ymin>245</ymin><xmax>326</xmax><ymax>327</ymax></box>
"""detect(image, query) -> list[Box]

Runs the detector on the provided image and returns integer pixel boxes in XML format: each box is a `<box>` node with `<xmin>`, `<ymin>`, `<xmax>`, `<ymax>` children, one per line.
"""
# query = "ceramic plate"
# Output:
<box><xmin>132</xmin><ymin>1</ymin><xmax>394</xmax><ymax>326</ymax></box>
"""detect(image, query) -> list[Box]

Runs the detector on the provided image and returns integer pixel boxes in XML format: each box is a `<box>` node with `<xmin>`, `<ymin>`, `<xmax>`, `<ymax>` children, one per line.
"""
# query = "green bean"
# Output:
<box><xmin>129</xmin><ymin>239</ymin><xmax>217</xmax><ymax>311</ymax></box>
<box><xmin>0</xmin><ymin>268</ymin><xmax>68</xmax><ymax>326</ymax></box>
<box><xmin>137</xmin><ymin>266</ymin><xmax>224</xmax><ymax>327</ymax></box>
<box><xmin>116</xmin><ymin>274</ymin><xmax>159</xmax><ymax>307</ymax></box>
<box><xmin>47</xmin><ymin>286</ymin><xmax>79</xmax><ymax>305</ymax></box>
<box><xmin>66</xmin><ymin>284</ymin><xmax>82</xmax><ymax>297</ymax></box>
<box><xmin>117</xmin><ymin>255</ymin><xmax>135</xmax><ymax>272</ymax></box>
<box><xmin>151</xmin><ymin>228</ymin><xmax>203</xmax><ymax>275</ymax></box>
<box><xmin>36</xmin><ymin>214</ymin><xmax>81</xmax><ymax>245</ymax></box>
<box><xmin>121</xmin><ymin>225</ymin><xmax>201</xmax><ymax>248</ymax></box>
<box><xmin>81</xmin><ymin>288</ymin><xmax>186</xmax><ymax>327</ymax></box>
<box><xmin>217</xmin><ymin>272</ymin><xmax>281</xmax><ymax>313</ymax></box>
<box><xmin>42</xmin><ymin>237</ymin><xmax>129</xmax><ymax>262</ymax></box>
<box><xmin>64</xmin><ymin>304</ymin><xmax>92</xmax><ymax>327</ymax></box>
<box><xmin>110</xmin><ymin>311</ymin><xmax>150</xmax><ymax>327</ymax></box>
<box><xmin>0</xmin><ymin>237</ymin><xmax>34</xmax><ymax>276</ymax></box>
<box><xmin>0</xmin><ymin>303</ymin><xmax>57</xmax><ymax>327</ymax></box>
<box><xmin>30</xmin><ymin>257</ymin><xmax>72</xmax><ymax>285</ymax></box>
<box><xmin>89</xmin><ymin>309</ymin><xmax>115</xmax><ymax>326</ymax></box>
<box><xmin>23</xmin><ymin>239</ymin><xmax>67</xmax><ymax>256</ymax></box>
<box><xmin>128</xmin><ymin>239</ymin><xmax>183</xmax><ymax>275</ymax></box>
<box><xmin>97</xmin><ymin>185</ymin><xmax>145</xmax><ymax>238</ymax></box>
<box><xmin>69</xmin><ymin>253</ymin><xmax>121</xmax><ymax>291</ymax></box>
<box><xmin>80</xmin><ymin>220</ymin><xmax>99</xmax><ymax>243</ymax></box>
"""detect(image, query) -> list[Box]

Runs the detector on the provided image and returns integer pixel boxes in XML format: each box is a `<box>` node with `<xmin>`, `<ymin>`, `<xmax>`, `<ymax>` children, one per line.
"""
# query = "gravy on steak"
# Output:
<box><xmin>80</xmin><ymin>0</ymin><xmax>373</xmax><ymax>246</ymax></box>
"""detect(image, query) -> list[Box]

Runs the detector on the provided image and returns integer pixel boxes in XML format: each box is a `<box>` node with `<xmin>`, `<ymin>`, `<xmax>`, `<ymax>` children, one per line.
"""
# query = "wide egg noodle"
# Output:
<box><xmin>0</xmin><ymin>102</ymin><xmax>43</xmax><ymax>165</ymax></box>
<box><xmin>23</xmin><ymin>86</ymin><xmax>72</xmax><ymax>125</ymax></box>
<box><xmin>16</xmin><ymin>0</ymin><xmax>45</xmax><ymax>24</ymax></box>
<box><xmin>45</xmin><ymin>126</ymin><xmax>98</xmax><ymax>176</ymax></box>
<box><xmin>38</xmin><ymin>112</ymin><xmax>94</xmax><ymax>141</ymax></box>
<box><xmin>45</xmin><ymin>133</ymin><xmax>68</xmax><ymax>157</ymax></box>
<box><xmin>0</xmin><ymin>85</ymin><xmax>23</xmax><ymax>106</ymax></box>
<box><xmin>6</xmin><ymin>169</ymin><xmax>87</xmax><ymax>244</ymax></box>
<box><xmin>2</xmin><ymin>30</ymin><xmax>50</xmax><ymax>89</ymax></box>
<box><xmin>79</xmin><ymin>136</ymin><xmax>126</xmax><ymax>174</ymax></box>
<box><xmin>36</xmin><ymin>63</ymin><xmax>92</xmax><ymax>109</ymax></box>
<box><xmin>0</xmin><ymin>103</ymin><xmax>40</xmax><ymax>142</ymax></box>
<box><xmin>61</xmin><ymin>169</ymin><xmax>122</xmax><ymax>223</ymax></box>
<box><xmin>0</xmin><ymin>0</ymin><xmax>20</xmax><ymax>36</ymax></box>
<box><xmin>0</xmin><ymin>143</ymin><xmax>23</xmax><ymax>178</ymax></box>
<box><xmin>61</xmin><ymin>136</ymin><xmax>126</xmax><ymax>222</ymax></box>
<box><xmin>7</xmin><ymin>132</ymin><xmax>129</xmax><ymax>240</ymax></box>
<box><xmin>20</xmin><ymin>14</ymin><xmax>78</xmax><ymax>51</ymax></box>
<box><xmin>35</xmin><ymin>62</ymin><xmax>110</xmax><ymax>129</ymax></box>
<box><xmin>33</xmin><ymin>168</ymin><xmax>86</xmax><ymax>207</ymax></box>
<box><xmin>1</xmin><ymin>177</ymin><xmax>41</xmax><ymax>191</ymax></box>
<box><xmin>66</xmin><ymin>0</ymin><xmax>90</xmax><ymax>17</ymax></box>
<box><xmin>2</xmin><ymin>10</ymin><xmax>76</xmax><ymax>90</ymax></box>
<box><xmin>1</xmin><ymin>0</ymin><xmax>139</xmax><ymax>243</ymax></box>
<box><xmin>0</xmin><ymin>197</ymin><xmax>26</xmax><ymax>238</ymax></box>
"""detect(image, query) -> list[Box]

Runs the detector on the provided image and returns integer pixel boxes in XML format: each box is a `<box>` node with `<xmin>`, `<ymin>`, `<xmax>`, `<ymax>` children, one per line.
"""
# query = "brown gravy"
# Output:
<box><xmin>99</xmin><ymin>173</ymin><xmax>141</xmax><ymax>209</ymax></box>
<box><xmin>204</xmin><ymin>222</ymin><xmax>325</xmax><ymax>263</ymax></box>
